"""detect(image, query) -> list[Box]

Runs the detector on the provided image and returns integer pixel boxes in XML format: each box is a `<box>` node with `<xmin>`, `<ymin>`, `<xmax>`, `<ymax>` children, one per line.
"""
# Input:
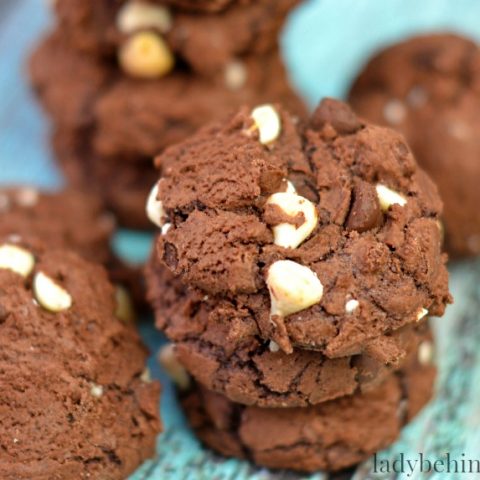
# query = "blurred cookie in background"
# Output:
<box><xmin>349</xmin><ymin>33</ymin><xmax>480</xmax><ymax>257</ymax></box>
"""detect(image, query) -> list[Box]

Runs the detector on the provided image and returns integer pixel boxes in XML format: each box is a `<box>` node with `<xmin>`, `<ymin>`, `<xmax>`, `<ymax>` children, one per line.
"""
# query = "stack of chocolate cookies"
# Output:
<box><xmin>29</xmin><ymin>0</ymin><xmax>304</xmax><ymax>229</ymax></box>
<box><xmin>145</xmin><ymin>98</ymin><xmax>452</xmax><ymax>472</ymax></box>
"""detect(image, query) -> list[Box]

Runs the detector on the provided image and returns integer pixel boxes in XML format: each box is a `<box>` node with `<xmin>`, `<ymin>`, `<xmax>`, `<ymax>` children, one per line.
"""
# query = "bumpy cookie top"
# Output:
<box><xmin>0</xmin><ymin>237</ymin><xmax>160</xmax><ymax>479</ymax></box>
<box><xmin>149</xmin><ymin>99</ymin><xmax>451</xmax><ymax>356</ymax></box>
<box><xmin>349</xmin><ymin>33</ymin><xmax>480</xmax><ymax>257</ymax></box>
<box><xmin>0</xmin><ymin>187</ymin><xmax>115</xmax><ymax>266</ymax></box>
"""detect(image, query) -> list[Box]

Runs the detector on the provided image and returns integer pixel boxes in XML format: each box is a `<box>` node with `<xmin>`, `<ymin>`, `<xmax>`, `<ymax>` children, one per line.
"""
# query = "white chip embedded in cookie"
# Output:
<box><xmin>267</xmin><ymin>260</ymin><xmax>323</xmax><ymax>317</ymax></box>
<box><xmin>266</xmin><ymin>191</ymin><xmax>318</xmax><ymax>249</ymax></box>
<box><xmin>251</xmin><ymin>104</ymin><xmax>281</xmax><ymax>144</ymax></box>
<box><xmin>376</xmin><ymin>184</ymin><xmax>407</xmax><ymax>211</ymax></box>
<box><xmin>33</xmin><ymin>272</ymin><xmax>72</xmax><ymax>312</ymax></box>
<box><xmin>119</xmin><ymin>31</ymin><xmax>174</xmax><ymax>79</ymax></box>
<box><xmin>146</xmin><ymin>182</ymin><xmax>167</xmax><ymax>228</ymax></box>
<box><xmin>158</xmin><ymin>343</ymin><xmax>190</xmax><ymax>390</ymax></box>
<box><xmin>117</xmin><ymin>1</ymin><xmax>172</xmax><ymax>34</ymax></box>
<box><xmin>0</xmin><ymin>244</ymin><xmax>35</xmax><ymax>277</ymax></box>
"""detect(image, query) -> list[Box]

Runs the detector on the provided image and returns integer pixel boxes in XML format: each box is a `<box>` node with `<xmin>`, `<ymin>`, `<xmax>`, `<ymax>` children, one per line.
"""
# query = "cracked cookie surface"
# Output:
<box><xmin>151</xmin><ymin>99</ymin><xmax>451</xmax><ymax>356</ymax></box>
<box><xmin>0</xmin><ymin>238</ymin><xmax>161</xmax><ymax>479</ymax></box>
<box><xmin>181</xmin><ymin>355</ymin><xmax>435</xmax><ymax>472</ymax></box>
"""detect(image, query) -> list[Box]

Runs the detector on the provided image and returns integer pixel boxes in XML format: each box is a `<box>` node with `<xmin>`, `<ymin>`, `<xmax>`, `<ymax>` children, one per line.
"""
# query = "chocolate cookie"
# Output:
<box><xmin>54</xmin><ymin>0</ymin><xmax>300</xmax><ymax>77</ymax></box>
<box><xmin>182</xmin><ymin>355</ymin><xmax>435</xmax><ymax>472</ymax></box>
<box><xmin>349</xmin><ymin>33</ymin><xmax>480</xmax><ymax>257</ymax></box>
<box><xmin>30</xmin><ymin>31</ymin><xmax>305</xmax><ymax>228</ymax></box>
<box><xmin>146</xmin><ymin>250</ymin><xmax>432</xmax><ymax>407</ymax></box>
<box><xmin>0</xmin><ymin>237</ymin><xmax>161</xmax><ymax>479</ymax></box>
<box><xmin>149</xmin><ymin>99</ymin><xmax>451</xmax><ymax>357</ymax></box>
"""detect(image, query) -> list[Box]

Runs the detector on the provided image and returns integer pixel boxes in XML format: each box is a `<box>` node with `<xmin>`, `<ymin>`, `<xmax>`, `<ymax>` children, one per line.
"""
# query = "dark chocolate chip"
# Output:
<box><xmin>346</xmin><ymin>181</ymin><xmax>383</xmax><ymax>232</ymax></box>
<box><xmin>163</xmin><ymin>242</ymin><xmax>179</xmax><ymax>270</ymax></box>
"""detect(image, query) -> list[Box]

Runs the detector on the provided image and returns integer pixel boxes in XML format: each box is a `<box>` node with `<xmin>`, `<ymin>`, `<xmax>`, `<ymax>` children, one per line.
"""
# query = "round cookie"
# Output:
<box><xmin>146</xmin><ymin>249</ymin><xmax>432</xmax><ymax>407</ymax></box>
<box><xmin>349</xmin><ymin>33</ymin><xmax>480</xmax><ymax>257</ymax></box>
<box><xmin>182</xmin><ymin>356</ymin><xmax>436</xmax><ymax>472</ymax></box>
<box><xmin>53</xmin><ymin>0</ymin><xmax>300</xmax><ymax>77</ymax></box>
<box><xmin>149</xmin><ymin>99</ymin><xmax>451</xmax><ymax>357</ymax></box>
<box><xmin>0</xmin><ymin>237</ymin><xmax>161</xmax><ymax>479</ymax></box>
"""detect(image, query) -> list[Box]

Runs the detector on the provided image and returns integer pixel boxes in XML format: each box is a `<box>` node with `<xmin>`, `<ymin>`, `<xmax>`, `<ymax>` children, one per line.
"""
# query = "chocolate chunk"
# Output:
<box><xmin>346</xmin><ymin>180</ymin><xmax>383</xmax><ymax>232</ymax></box>
<box><xmin>310</xmin><ymin>97</ymin><xmax>362</xmax><ymax>134</ymax></box>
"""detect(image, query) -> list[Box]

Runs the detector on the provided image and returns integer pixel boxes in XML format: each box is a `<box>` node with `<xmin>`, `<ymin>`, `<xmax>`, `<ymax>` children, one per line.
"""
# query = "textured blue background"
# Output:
<box><xmin>1</xmin><ymin>1</ymin><xmax>479</xmax><ymax>479</ymax></box>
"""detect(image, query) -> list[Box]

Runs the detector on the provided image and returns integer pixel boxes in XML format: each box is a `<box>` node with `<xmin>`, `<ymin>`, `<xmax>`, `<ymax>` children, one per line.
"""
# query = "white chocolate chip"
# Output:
<box><xmin>161</xmin><ymin>223</ymin><xmax>172</xmax><ymax>235</ymax></box>
<box><xmin>146</xmin><ymin>183</ymin><xmax>167</xmax><ymax>228</ymax></box>
<box><xmin>376</xmin><ymin>184</ymin><xmax>407</xmax><ymax>211</ymax></box>
<box><xmin>418</xmin><ymin>340</ymin><xmax>434</xmax><ymax>366</ymax></box>
<box><xmin>267</xmin><ymin>260</ymin><xmax>323</xmax><ymax>317</ymax></box>
<box><xmin>383</xmin><ymin>99</ymin><xmax>406</xmax><ymax>125</ymax></box>
<box><xmin>33</xmin><ymin>272</ymin><xmax>72</xmax><ymax>312</ymax></box>
<box><xmin>115</xmin><ymin>285</ymin><xmax>136</xmax><ymax>323</ymax></box>
<box><xmin>119</xmin><ymin>31</ymin><xmax>174</xmax><ymax>79</ymax></box>
<box><xmin>266</xmin><ymin>192</ymin><xmax>318</xmax><ymax>249</ymax></box>
<box><xmin>90</xmin><ymin>383</ymin><xmax>104</xmax><ymax>398</ymax></box>
<box><xmin>345</xmin><ymin>298</ymin><xmax>359</xmax><ymax>314</ymax></box>
<box><xmin>140</xmin><ymin>368</ymin><xmax>152</xmax><ymax>383</ymax></box>
<box><xmin>251</xmin><ymin>105</ymin><xmax>281</xmax><ymax>144</ymax></box>
<box><xmin>224</xmin><ymin>60</ymin><xmax>247</xmax><ymax>90</ymax></box>
<box><xmin>158</xmin><ymin>344</ymin><xmax>190</xmax><ymax>390</ymax></box>
<box><xmin>416</xmin><ymin>307</ymin><xmax>428</xmax><ymax>322</ymax></box>
<box><xmin>0</xmin><ymin>244</ymin><xmax>35</xmax><ymax>277</ymax></box>
<box><xmin>117</xmin><ymin>1</ymin><xmax>172</xmax><ymax>34</ymax></box>
<box><xmin>15</xmin><ymin>187</ymin><xmax>38</xmax><ymax>207</ymax></box>
<box><xmin>269</xmin><ymin>340</ymin><xmax>280</xmax><ymax>353</ymax></box>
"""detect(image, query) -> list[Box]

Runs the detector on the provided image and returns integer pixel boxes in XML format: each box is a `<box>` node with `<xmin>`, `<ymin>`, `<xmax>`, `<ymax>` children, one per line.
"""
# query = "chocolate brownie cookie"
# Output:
<box><xmin>149</xmin><ymin>99</ymin><xmax>451</xmax><ymax>357</ymax></box>
<box><xmin>54</xmin><ymin>0</ymin><xmax>300</xmax><ymax>77</ymax></box>
<box><xmin>0</xmin><ymin>236</ymin><xmax>161</xmax><ymax>479</ymax></box>
<box><xmin>349</xmin><ymin>33</ymin><xmax>480</xmax><ymax>257</ymax></box>
<box><xmin>146</xmin><ymin>250</ymin><xmax>431</xmax><ymax>407</ymax></box>
<box><xmin>182</xmin><ymin>355</ymin><xmax>436</xmax><ymax>472</ymax></box>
